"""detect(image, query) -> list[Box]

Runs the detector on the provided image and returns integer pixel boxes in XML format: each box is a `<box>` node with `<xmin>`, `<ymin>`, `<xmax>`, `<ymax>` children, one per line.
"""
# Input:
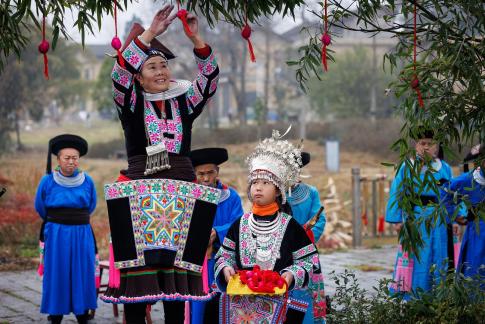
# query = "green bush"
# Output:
<box><xmin>327</xmin><ymin>270</ymin><xmax>485</xmax><ymax>324</ymax></box>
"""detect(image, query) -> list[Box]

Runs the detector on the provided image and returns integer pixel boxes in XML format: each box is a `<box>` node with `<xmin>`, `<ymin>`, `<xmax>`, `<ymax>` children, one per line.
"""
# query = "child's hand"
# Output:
<box><xmin>281</xmin><ymin>271</ymin><xmax>293</xmax><ymax>287</ymax></box>
<box><xmin>223</xmin><ymin>266</ymin><xmax>235</xmax><ymax>283</ymax></box>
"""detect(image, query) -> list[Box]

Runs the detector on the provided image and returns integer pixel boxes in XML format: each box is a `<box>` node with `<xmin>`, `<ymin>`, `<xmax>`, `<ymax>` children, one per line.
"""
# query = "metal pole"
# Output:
<box><xmin>352</xmin><ymin>168</ymin><xmax>362</xmax><ymax>248</ymax></box>
<box><xmin>372</xmin><ymin>179</ymin><xmax>378</xmax><ymax>237</ymax></box>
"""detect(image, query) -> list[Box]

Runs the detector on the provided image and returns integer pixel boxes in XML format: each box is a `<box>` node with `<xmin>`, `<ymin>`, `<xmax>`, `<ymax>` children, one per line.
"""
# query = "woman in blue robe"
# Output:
<box><xmin>440</xmin><ymin>145</ymin><xmax>485</xmax><ymax>282</ymax></box>
<box><xmin>35</xmin><ymin>134</ymin><xmax>97</xmax><ymax>324</ymax></box>
<box><xmin>386</xmin><ymin>129</ymin><xmax>453</xmax><ymax>298</ymax></box>
<box><xmin>287</xmin><ymin>152</ymin><xmax>327</xmax><ymax>324</ymax></box>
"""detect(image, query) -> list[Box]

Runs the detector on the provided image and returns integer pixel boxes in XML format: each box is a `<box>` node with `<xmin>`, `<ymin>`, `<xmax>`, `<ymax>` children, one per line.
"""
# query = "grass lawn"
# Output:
<box><xmin>16</xmin><ymin>120</ymin><xmax>122</xmax><ymax>149</ymax></box>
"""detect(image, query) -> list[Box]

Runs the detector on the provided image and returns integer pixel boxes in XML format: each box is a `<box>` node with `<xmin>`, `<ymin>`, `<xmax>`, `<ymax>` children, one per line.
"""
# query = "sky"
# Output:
<box><xmin>62</xmin><ymin>0</ymin><xmax>322</xmax><ymax>45</ymax></box>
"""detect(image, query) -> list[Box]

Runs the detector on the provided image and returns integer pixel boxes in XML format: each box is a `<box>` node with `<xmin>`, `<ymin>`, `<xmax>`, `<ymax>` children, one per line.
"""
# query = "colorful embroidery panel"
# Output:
<box><xmin>214</xmin><ymin>244</ymin><xmax>237</xmax><ymax>279</ymax></box>
<box><xmin>139</xmin><ymin>194</ymin><xmax>188</xmax><ymax>251</ymax></box>
<box><xmin>122</xmin><ymin>40</ymin><xmax>148</xmax><ymax>71</ymax></box>
<box><xmin>105</xmin><ymin>179</ymin><xmax>221</xmax><ymax>270</ymax></box>
<box><xmin>292</xmin><ymin>243</ymin><xmax>317</xmax><ymax>260</ymax></box>
<box><xmin>143</xmin><ymin>99</ymin><xmax>183</xmax><ymax>154</ymax></box>
<box><xmin>104</xmin><ymin>178</ymin><xmax>220</xmax><ymax>204</ymax></box>
<box><xmin>112</xmin><ymin>61</ymin><xmax>133</xmax><ymax>89</ymax></box>
<box><xmin>196</xmin><ymin>51</ymin><xmax>217</xmax><ymax>75</ymax></box>
<box><xmin>196</xmin><ymin>74</ymin><xmax>208</xmax><ymax>92</ymax></box>
<box><xmin>187</xmin><ymin>80</ymin><xmax>204</xmax><ymax>108</ymax></box>
<box><xmin>209</xmin><ymin>75</ymin><xmax>219</xmax><ymax>94</ymax></box>
<box><xmin>113</xmin><ymin>86</ymin><xmax>125</xmax><ymax>106</ymax></box>
<box><xmin>220</xmin><ymin>294</ymin><xmax>308</xmax><ymax>324</ymax></box>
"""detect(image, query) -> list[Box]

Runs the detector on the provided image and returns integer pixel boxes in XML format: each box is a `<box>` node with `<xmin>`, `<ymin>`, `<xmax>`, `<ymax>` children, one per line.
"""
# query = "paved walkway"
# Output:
<box><xmin>0</xmin><ymin>245</ymin><xmax>397</xmax><ymax>323</ymax></box>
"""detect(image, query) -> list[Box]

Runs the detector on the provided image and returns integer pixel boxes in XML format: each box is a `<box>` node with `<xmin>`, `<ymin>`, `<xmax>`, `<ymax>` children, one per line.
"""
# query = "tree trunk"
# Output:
<box><xmin>14</xmin><ymin>110</ymin><xmax>23</xmax><ymax>151</ymax></box>
<box><xmin>238</xmin><ymin>45</ymin><xmax>248</xmax><ymax>126</ymax></box>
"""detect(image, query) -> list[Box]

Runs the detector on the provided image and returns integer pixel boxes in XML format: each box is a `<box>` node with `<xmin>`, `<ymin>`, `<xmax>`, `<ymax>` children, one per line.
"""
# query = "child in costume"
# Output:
<box><xmin>214</xmin><ymin>129</ymin><xmax>321</xmax><ymax>323</ymax></box>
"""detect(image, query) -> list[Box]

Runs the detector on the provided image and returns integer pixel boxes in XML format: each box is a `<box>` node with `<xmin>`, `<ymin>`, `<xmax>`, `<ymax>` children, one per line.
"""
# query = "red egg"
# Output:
<box><xmin>38</xmin><ymin>40</ymin><xmax>50</xmax><ymax>54</ymax></box>
<box><xmin>241</xmin><ymin>24</ymin><xmax>251</xmax><ymax>39</ymax></box>
<box><xmin>321</xmin><ymin>33</ymin><xmax>331</xmax><ymax>46</ymax></box>
<box><xmin>111</xmin><ymin>36</ymin><xmax>122</xmax><ymax>50</ymax></box>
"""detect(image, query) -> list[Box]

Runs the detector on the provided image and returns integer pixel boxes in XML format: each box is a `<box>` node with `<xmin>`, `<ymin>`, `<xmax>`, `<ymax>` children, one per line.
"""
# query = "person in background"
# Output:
<box><xmin>35</xmin><ymin>134</ymin><xmax>97</xmax><ymax>324</ymax></box>
<box><xmin>287</xmin><ymin>151</ymin><xmax>327</xmax><ymax>323</ymax></box>
<box><xmin>440</xmin><ymin>144</ymin><xmax>485</xmax><ymax>284</ymax></box>
<box><xmin>386</xmin><ymin>128</ymin><xmax>453</xmax><ymax>298</ymax></box>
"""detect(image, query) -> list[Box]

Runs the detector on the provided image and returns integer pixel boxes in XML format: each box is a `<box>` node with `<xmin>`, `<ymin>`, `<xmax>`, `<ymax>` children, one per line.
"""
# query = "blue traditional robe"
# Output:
<box><xmin>440</xmin><ymin>168</ymin><xmax>485</xmax><ymax>280</ymax></box>
<box><xmin>191</xmin><ymin>181</ymin><xmax>243</xmax><ymax>324</ymax></box>
<box><xmin>35</xmin><ymin>170</ymin><xmax>97</xmax><ymax>315</ymax></box>
<box><xmin>287</xmin><ymin>182</ymin><xmax>327</xmax><ymax>324</ymax></box>
<box><xmin>288</xmin><ymin>183</ymin><xmax>327</xmax><ymax>241</ymax></box>
<box><xmin>386</xmin><ymin>159</ymin><xmax>452</xmax><ymax>297</ymax></box>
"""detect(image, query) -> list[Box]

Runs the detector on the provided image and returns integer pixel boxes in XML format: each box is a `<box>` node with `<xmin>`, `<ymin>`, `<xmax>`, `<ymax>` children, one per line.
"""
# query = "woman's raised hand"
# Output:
<box><xmin>184</xmin><ymin>13</ymin><xmax>205</xmax><ymax>48</ymax></box>
<box><xmin>145</xmin><ymin>5</ymin><xmax>176</xmax><ymax>40</ymax></box>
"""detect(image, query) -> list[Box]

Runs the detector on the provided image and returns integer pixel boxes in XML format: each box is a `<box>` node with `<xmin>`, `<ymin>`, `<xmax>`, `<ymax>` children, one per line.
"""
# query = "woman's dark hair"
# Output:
<box><xmin>277</xmin><ymin>195</ymin><xmax>293</xmax><ymax>215</ymax></box>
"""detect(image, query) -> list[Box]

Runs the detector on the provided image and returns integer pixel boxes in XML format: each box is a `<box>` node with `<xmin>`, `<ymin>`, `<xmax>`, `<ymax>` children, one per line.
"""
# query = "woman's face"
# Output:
<box><xmin>57</xmin><ymin>148</ymin><xmax>80</xmax><ymax>176</ymax></box>
<box><xmin>415</xmin><ymin>138</ymin><xmax>438</xmax><ymax>159</ymax></box>
<box><xmin>137</xmin><ymin>56</ymin><xmax>171</xmax><ymax>93</ymax></box>
<box><xmin>250</xmin><ymin>179</ymin><xmax>279</xmax><ymax>206</ymax></box>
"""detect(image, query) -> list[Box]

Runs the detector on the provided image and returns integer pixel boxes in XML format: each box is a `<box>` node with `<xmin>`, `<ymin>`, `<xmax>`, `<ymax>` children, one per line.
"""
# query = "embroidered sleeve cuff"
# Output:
<box><xmin>122</xmin><ymin>40</ymin><xmax>148</xmax><ymax>71</ymax></box>
<box><xmin>292</xmin><ymin>243</ymin><xmax>317</xmax><ymax>260</ymax></box>
<box><xmin>281</xmin><ymin>265</ymin><xmax>307</xmax><ymax>290</ymax></box>
<box><xmin>195</xmin><ymin>49</ymin><xmax>217</xmax><ymax>75</ymax></box>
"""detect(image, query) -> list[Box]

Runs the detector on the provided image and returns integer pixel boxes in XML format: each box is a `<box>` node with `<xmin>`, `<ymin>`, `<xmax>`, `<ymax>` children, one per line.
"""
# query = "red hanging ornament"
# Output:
<box><xmin>377</xmin><ymin>215</ymin><xmax>385</xmax><ymax>235</ymax></box>
<box><xmin>176</xmin><ymin>1</ymin><xmax>193</xmax><ymax>37</ymax></box>
<box><xmin>411</xmin><ymin>1</ymin><xmax>424</xmax><ymax>108</ymax></box>
<box><xmin>111</xmin><ymin>0</ymin><xmax>124</xmax><ymax>68</ymax></box>
<box><xmin>38</xmin><ymin>11</ymin><xmax>49</xmax><ymax>79</ymax></box>
<box><xmin>241</xmin><ymin>1</ymin><xmax>256</xmax><ymax>62</ymax></box>
<box><xmin>321</xmin><ymin>0</ymin><xmax>330</xmax><ymax>71</ymax></box>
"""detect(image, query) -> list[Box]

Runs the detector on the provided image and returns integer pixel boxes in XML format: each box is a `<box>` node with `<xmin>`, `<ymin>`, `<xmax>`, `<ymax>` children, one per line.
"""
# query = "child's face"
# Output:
<box><xmin>250</xmin><ymin>179</ymin><xmax>279</xmax><ymax>206</ymax></box>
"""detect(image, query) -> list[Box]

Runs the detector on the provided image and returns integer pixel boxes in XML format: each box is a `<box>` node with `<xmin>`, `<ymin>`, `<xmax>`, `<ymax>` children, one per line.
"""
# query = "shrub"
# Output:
<box><xmin>327</xmin><ymin>270</ymin><xmax>485</xmax><ymax>324</ymax></box>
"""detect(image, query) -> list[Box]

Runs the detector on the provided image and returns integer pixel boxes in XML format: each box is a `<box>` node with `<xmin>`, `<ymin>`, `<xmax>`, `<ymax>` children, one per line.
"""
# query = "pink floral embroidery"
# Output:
<box><xmin>136</xmin><ymin>184</ymin><xmax>148</xmax><ymax>194</ymax></box>
<box><xmin>192</xmin><ymin>187</ymin><xmax>202</xmax><ymax>198</ymax></box>
<box><xmin>165</xmin><ymin>141</ymin><xmax>175</xmax><ymax>152</ymax></box>
<box><xmin>129</xmin><ymin>55</ymin><xmax>140</xmax><ymax>66</ymax></box>
<box><xmin>167</xmin><ymin>183</ymin><xmax>176</xmax><ymax>194</ymax></box>
<box><xmin>107</xmin><ymin>187</ymin><xmax>119</xmax><ymax>199</ymax></box>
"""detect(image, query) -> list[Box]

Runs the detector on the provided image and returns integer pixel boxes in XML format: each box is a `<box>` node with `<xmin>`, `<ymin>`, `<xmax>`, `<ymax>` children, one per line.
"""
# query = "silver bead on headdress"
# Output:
<box><xmin>246</xmin><ymin>126</ymin><xmax>303</xmax><ymax>204</ymax></box>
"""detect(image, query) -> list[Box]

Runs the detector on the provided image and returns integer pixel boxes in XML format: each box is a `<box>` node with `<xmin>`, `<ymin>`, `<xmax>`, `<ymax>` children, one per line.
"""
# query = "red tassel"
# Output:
<box><xmin>246</xmin><ymin>38</ymin><xmax>256</xmax><ymax>62</ymax></box>
<box><xmin>241</xmin><ymin>24</ymin><xmax>256</xmax><ymax>62</ymax></box>
<box><xmin>117</xmin><ymin>50</ymin><xmax>125</xmax><ymax>68</ymax></box>
<box><xmin>38</xmin><ymin>14</ymin><xmax>49</xmax><ymax>79</ymax></box>
<box><xmin>43</xmin><ymin>53</ymin><xmax>49</xmax><ymax>79</ymax></box>
<box><xmin>378</xmin><ymin>215</ymin><xmax>385</xmax><ymax>234</ymax></box>
<box><xmin>177</xmin><ymin>9</ymin><xmax>193</xmax><ymax>37</ymax></box>
<box><xmin>322</xmin><ymin>45</ymin><xmax>327</xmax><ymax>71</ymax></box>
<box><xmin>241</xmin><ymin>2</ymin><xmax>256</xmax><ymax>63</ymax></box>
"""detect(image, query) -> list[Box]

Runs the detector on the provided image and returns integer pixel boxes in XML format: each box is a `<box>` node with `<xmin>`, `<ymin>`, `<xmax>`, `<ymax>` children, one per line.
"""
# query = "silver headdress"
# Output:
<box><xmin>246</xmin><ymin>126</ymin><xmax>302</xmax><ymax>204</ymax></box>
